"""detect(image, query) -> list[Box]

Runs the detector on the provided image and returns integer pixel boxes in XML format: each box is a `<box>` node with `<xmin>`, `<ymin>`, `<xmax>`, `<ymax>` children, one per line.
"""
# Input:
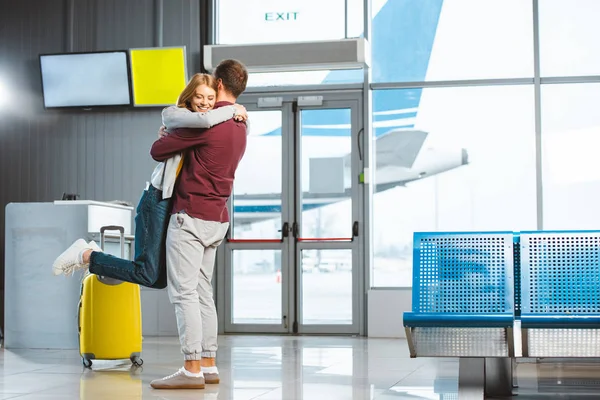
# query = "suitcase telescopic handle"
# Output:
<box><xmin>100</xmin><ymin>225</ymin><xmax>125</xmax><ymax>258</ymax></box>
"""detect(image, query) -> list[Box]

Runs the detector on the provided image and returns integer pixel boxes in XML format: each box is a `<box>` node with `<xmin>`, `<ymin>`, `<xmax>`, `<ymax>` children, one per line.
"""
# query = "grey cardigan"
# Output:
<box><xmin>150</xmin><ymin>105</ymin><xmax>237</xmax><ymax>199</ymax></box>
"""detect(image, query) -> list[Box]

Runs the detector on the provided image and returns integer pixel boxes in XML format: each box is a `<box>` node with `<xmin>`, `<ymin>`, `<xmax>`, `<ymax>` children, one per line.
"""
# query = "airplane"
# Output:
<box><xmin>231</xmin><ymin>0</ymin><xmax>468</xmax><ymax>226</ymax></box>
<box><xmin>232</xmin><ymin>127</ymin><xmax>468</xmax><ymax>224</ymax></box>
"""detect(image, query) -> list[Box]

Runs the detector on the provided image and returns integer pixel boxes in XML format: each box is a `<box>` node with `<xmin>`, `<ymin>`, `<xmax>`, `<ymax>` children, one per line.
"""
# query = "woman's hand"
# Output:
<box><xmin>233</xmin><ymin>104</ymin><xmax>248</xmax><ymax>121</ymax></box>
<box><xmin>158</xmin><ymin>125</ymin><xmax>169</xmax><ymax>138</ymax></box>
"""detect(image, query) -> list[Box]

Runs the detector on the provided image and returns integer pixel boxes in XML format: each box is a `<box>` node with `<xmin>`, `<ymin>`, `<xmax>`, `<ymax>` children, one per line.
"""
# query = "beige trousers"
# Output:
<box><xmin>165</xmin><ymin>212</ymin><xmax>229</xmax><ymax>360</ymax></box>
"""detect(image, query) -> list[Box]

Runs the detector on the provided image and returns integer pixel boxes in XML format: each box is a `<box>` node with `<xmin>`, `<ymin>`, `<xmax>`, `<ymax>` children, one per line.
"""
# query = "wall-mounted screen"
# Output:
<box><xmin>129</xmin><ymin>46</ymin><xmax>187</xmax><ymax>107</ymax></box>
<box><xmin>39</xmin><ymin>51</ymin><xmax>132</xmax><ymax>108</ymax></box>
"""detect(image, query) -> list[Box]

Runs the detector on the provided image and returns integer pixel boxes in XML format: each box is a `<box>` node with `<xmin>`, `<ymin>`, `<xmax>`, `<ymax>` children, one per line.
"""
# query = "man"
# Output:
<box><xmin>149</xmin><ymin>59</ymin><xmax>248</xmax><ymax>390</ymax></box>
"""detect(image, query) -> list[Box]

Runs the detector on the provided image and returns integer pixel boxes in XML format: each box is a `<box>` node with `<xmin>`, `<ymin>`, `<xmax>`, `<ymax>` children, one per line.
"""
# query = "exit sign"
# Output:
<box><xmin>265</xmin><ymin>12</ymin><xmax>299</xmax><ymax>21</ymax></box>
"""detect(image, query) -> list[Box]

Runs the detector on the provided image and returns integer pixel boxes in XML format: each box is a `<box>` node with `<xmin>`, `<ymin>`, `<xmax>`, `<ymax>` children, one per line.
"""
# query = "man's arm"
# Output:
<box><xmin>150</xmin><ymin>128</ymin><xmax>208</xmax><ymax>161</ymax></box>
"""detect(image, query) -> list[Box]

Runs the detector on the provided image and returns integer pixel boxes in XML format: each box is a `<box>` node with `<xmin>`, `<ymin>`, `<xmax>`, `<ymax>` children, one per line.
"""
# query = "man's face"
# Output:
<box><xmin>191</xmin><ymin>84</ymin><xmax>216</xmax><ymax>112</ymax></box>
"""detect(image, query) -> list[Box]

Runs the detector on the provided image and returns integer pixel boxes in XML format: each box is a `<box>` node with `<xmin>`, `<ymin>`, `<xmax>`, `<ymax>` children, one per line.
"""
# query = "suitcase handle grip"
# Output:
<box><xmin>100</xmin><ymin>225</ymin><xmax>125</xmax><ymax>258</ymax></box>
<box><xmin>100</xmin><ymin>225</ymin><xmax>125</xmax><ymax>234</ymax></box>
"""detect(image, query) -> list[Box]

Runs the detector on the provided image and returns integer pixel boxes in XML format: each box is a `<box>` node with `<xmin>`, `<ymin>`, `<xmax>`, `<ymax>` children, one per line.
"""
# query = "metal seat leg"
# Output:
<box><xmin>458</xmin><ymin>358</ymin><xmax>513</xmax><ymax>399</ymax></box>
<box><xmin>485</xmin><ymin>358</ymin><xmax>513</xmax><ymax>397</ymax></box>
<box><xmin>458</xmin><ymin>358</ymin><xmax>485</xmax><ymax>400</ymax></box>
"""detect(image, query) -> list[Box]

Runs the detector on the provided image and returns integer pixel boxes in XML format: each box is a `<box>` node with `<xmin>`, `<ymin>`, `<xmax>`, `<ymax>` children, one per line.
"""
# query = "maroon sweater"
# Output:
<box><xmin>150</xmin><ymin>101</ymin><xmax>247</xmax><ymax>222</ymax></box>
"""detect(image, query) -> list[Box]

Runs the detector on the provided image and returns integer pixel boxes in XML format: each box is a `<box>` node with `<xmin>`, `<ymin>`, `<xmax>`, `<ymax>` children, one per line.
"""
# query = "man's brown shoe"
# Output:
<box><xmin>150</xmin><ymin>368</ymin><xmax>205</xmax><ymax>389</ymax></box>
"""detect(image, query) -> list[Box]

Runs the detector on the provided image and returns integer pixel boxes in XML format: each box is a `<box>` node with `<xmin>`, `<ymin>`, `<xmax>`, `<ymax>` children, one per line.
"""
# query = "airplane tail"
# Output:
<box><xmin>375</xmin><ymin>129</ymin><xmax>428</xmax><ymax>169</ymax></box>
<box><xmin>343</xmin><ymin>129</ymin><xmax>428</xmax><ymax>169</ymax></box>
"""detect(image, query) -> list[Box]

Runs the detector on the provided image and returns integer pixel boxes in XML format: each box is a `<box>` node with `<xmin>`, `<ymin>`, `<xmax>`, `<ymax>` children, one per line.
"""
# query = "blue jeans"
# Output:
<box><xmin>89</xmin><ymin>185</ymin><xmax>170</xmax><ymax>289</ymax></box>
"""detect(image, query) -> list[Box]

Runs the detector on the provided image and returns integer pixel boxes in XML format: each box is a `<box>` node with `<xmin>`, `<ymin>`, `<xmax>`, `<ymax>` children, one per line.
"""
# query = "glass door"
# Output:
<box><xmin>220</xmin><ymin>94</ymin><xmax>363</xmax><ymax>335</ymax></box>
<box><xmin>222</xmin><ymin>105</ymin><xmax>291</xmax><ymax>333</ymax></box>
<box><xmin>293</xmin><ymin>102</ymin><xmax>361</xmax><ymax>334</ymax></box>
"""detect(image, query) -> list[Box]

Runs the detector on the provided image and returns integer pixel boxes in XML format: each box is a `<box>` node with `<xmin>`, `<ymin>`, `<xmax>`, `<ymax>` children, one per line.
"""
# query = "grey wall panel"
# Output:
<box><xmin>87</xmin><ymin>0</ymin><xmax>155</xmax><ymax>51</ymax></box>
<box><xmin>163</xmin><ymin>0</ymin><xmax>202</xmax><ymax>74</ymax></box>
<box><xmin>0</xmin><ymin>0</ymin><xmax>202</xmax><ymax>330</ymax></box>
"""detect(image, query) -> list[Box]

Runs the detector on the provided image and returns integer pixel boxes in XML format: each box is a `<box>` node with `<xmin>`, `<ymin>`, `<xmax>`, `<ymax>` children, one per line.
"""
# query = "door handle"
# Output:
<box><xmin>279</xmin><ymin>222</ymin><xmax>289</xmax><ymax>238</ymax></box>
<box><xmin>292</xmin><ymin>222</ymin><xmax>299</xmax><ymax>238</ymax></box>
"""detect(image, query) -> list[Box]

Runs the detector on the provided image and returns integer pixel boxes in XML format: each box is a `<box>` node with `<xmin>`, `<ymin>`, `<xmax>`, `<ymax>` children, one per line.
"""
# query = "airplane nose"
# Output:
<box><xmin>462</xmin><ymin>148</ymin><xmax>469</xmax><ymax>165</ymax></box>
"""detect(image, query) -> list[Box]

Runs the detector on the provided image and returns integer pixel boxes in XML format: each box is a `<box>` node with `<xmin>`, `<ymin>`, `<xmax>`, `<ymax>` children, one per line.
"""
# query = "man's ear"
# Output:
<box><xmin>217</xmin><ymin>78</ymin><xmax>224</xmax><ymax>91</ymax></box>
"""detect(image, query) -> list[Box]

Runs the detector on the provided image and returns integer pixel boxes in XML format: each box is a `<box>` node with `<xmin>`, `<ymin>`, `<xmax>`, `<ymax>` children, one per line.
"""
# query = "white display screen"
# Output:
<box><xmin>40</xmin><ymin>51</ymin><xmax>131</xmax><ymax>108</ymax></box>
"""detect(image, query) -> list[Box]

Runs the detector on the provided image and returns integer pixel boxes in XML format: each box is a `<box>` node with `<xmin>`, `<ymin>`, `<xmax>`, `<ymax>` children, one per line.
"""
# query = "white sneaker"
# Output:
<box><xmin>52</xmin><ymin>239</ymin><xmax>91</xmax><ymax>276</ymax></box>
<box><xmin>88</xmin><ymin>240</ymin><xmax>103</xmax><ymax>252</ymax></box>
<box><xmin>150</xmin><ymin>367</ymin><xmax>205</xmax><ymax>389</ymax></box>
<box><xmin>202</xmin><ymin>366</ymin><xmax>220</xmax><ymax>384</ymax></box>
<box><xmin>78</xmin><ymin>241</ymin><xmax>103</xmax><ymax>281</ymax></box>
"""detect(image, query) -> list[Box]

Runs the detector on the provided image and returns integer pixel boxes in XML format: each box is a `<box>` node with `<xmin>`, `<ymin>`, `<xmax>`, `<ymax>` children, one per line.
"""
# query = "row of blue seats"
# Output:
<box><xmin>403</xmin><ymin>230</ymin><xmax>600</xmax><ymax>358</ymax></box>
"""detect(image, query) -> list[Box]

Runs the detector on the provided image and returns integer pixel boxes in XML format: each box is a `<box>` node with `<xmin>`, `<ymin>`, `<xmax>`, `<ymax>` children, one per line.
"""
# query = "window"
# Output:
<box><xmin>216</xmin><ymin>0</ymin><xmax>361</xmax><ymax>44</ymax></box>
<box><xmin>542</xmin><ymin>83</ymin><xmax>600</xmax><ymax>229</ymax></box>
<box><xmin>246</xmin><ymin>70</ymin><xmax>363</xmax><ymax>88</ymax></box>
<box><xmin>372</xmin><ymin>86</ymin><xmax>536</xmax><ymax>287</ymax></box>
<box><xmin>232</xmin><ymin>110</ymin><xmax>283</xmax><ymax>240</ymax></box>
<box><xmin>371</xmin><ymin>0</ymin><xmax>533</xmax><ymax>83</ymax></box>
<box><xmin>216</xmin><ymin>0</ymin><xmax>364</xmax><ymax>87</ymax></box>
<box><xmin>539</xmin><ymin>0</ymin><xmax>600</xmax><ymax>77</ymax></box>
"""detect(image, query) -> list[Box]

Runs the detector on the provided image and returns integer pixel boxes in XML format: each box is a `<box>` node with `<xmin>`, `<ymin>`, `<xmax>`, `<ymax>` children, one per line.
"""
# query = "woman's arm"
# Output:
<box><xmin>161</xmin><ymin>105</ymin><xmax>238</xmax><ymax>130</ymax></box>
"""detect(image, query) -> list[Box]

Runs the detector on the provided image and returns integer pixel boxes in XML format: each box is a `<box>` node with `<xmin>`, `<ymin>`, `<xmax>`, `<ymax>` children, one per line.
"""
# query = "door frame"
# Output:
<box><xmin>216</xmin><ymin>89</ymin><xmax>366</xmax><ymax>335</ymax></box>
<box><xmin>292</xmin><ymin>99</ymin><xmax>361</xmax><ymax>335</ymax></box>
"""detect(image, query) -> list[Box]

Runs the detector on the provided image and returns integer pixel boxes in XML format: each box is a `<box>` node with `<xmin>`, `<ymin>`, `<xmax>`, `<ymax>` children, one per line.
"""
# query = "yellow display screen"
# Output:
<box><xmin>129</xmin><ymin>47</ymin><xmax>187</xmax><ymax>106</ymax></box>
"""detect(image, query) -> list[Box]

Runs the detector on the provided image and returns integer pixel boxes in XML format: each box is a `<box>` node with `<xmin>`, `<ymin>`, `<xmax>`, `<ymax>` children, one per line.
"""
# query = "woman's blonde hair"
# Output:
<box><xmin>176</xmin><ymin>73</ymin><xmax>218</xmax><ymax>111</ymax></box>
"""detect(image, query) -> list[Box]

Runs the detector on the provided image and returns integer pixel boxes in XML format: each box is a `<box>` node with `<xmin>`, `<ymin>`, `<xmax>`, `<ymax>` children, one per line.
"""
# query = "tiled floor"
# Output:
<box><xmin>1</xmin><ymin>336</ymin><xmax>599</xmax><ymax>399</ymax></box>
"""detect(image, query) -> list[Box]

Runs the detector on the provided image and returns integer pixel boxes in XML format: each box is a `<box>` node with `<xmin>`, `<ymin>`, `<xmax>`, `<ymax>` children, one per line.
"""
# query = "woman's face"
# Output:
<box><xmin>190</xmin><ymin>84</ymin><xmax>216</xmax><ymax>112</ymax></box>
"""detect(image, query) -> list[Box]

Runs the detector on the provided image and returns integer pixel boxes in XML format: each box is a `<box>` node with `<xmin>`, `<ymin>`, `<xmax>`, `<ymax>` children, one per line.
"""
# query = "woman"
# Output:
<box><xmin>52</xmin><ymin>73</ymin><xmax>246</xmax><ymax>288</ymax></box>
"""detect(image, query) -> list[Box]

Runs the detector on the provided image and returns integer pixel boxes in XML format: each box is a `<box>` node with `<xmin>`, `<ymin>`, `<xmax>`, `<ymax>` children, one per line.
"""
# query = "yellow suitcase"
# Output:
<box><xmin>78</xmin><ymin>225</ymin><xmax>143</xmax><ymax>368</ymax></box>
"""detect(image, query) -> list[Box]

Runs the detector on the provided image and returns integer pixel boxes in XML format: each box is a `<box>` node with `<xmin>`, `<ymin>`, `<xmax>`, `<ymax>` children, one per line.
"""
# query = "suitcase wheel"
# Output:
<box><xmin>131</xmin><ymin>356</ymin><xmax>143</xmax><ymax>367</ymax></box>
<box><xmin>82</xmin><ymin>358</ymin><xmax>93</xmax><ymax>368</ymax></box>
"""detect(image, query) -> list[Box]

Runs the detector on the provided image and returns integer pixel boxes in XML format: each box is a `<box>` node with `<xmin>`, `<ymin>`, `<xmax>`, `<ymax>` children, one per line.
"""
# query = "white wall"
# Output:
<box><xmin>367</xmin><ymin>289</ymin><xmax>412</xmax><ymax>338</ymax></box>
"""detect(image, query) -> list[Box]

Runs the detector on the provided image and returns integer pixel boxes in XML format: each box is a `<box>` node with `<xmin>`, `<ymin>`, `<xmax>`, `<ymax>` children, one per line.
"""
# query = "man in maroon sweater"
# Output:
<box><xmin>149</xmin><ymin>59</ymin><xmax>248</xmax><ymax>390</ymax></box>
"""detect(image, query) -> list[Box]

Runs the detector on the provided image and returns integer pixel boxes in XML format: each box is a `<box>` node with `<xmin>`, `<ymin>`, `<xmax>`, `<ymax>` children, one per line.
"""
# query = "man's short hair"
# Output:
<box><xmin>214</xmin><ymin>59</ymin><xmax>248</xmax><ymax>98</ymax></box>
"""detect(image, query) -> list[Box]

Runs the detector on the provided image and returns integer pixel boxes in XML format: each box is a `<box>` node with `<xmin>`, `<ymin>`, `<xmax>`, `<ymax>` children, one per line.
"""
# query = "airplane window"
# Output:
<box><xmin>371</xmin><ymin>86</ymin><xmax>536</xmax><ymax>287</ymax></box>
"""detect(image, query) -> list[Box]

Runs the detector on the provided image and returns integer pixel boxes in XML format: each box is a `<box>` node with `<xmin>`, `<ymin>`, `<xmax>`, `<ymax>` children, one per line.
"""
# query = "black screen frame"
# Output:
<box><xmin>39</xmin><ymin>50</ymin><xmax>134</xmax><ymax>110</ymax></box>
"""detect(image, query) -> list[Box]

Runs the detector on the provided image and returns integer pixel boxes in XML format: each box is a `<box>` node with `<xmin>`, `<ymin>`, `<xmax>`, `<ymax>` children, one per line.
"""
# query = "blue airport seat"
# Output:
<box><xmin>520</xmin><ymin>230</ymin><xmax>600</xmax><ymax>357</ymax></box>
<box><xmin>513</xmin><ymin>233</ymin><xmax>522</xmax><ymax>318</ymax></box>
<box><xmin>403</xmin><ymin>232</ymin><xmax>516</xmax><ymax>358</ymax></box>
